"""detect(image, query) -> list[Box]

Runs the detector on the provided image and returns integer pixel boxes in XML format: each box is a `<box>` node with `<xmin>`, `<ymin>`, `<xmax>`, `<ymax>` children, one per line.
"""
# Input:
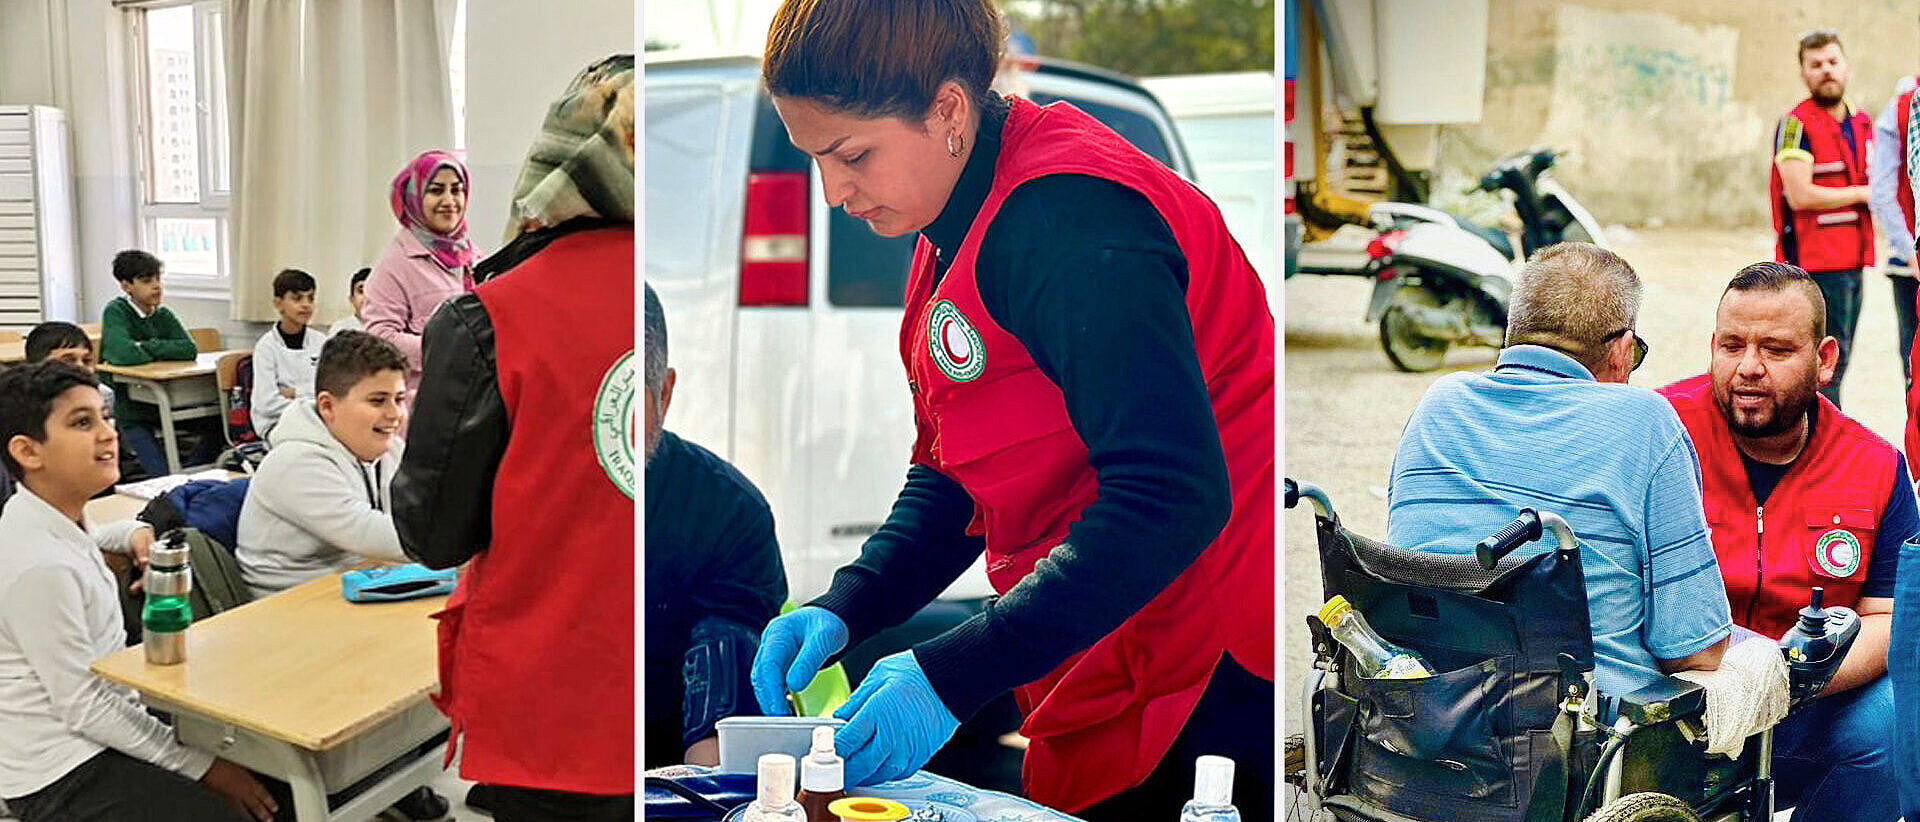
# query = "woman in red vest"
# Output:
<box><xmin>746</xmin><ymin>1</ymin><xmax>1275</xmax><ymax>818</ymax></box>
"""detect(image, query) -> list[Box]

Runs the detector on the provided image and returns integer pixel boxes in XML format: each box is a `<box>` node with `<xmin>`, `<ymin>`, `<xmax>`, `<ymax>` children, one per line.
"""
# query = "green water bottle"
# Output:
<box><xmin>142</xmin><ymin>531</ymin><xmax>193</xmax><ymax>664</ymax></box>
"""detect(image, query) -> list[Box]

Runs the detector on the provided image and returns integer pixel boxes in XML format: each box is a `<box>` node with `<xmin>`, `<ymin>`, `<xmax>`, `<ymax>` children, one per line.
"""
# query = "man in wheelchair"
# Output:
<box><xmin>1656</xmin><ymin>262</ymin><xmax>1904</xmax><ymax>822</ymax></box>
<box><xmin>1296</xmin><ymin>244</ymin><xmax>1760</xmax><ymax>821</ymax></box>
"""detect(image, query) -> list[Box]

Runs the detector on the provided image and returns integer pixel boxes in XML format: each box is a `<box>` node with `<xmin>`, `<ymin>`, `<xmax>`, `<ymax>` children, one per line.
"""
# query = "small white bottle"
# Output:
<box><xmin>796</xmin><ymin>725</ymin><xmax>846</xmax><ymax>822</ymax></box>
<box><xmin>742</xmin><ymin>753</ymin><xmax>807</xmax><ymax>822</ymax></box>
<box><xmin>1178</xmin><ymin>755</ymin><xmax>1241</xmax><ymax>822</ymax></box>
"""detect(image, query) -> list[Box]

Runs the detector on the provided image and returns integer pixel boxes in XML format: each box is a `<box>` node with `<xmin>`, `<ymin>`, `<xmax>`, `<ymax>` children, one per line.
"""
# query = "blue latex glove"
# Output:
<box><xmin>833</xmin><ymin>650</ymin><xmax>961</xmax><ymax>786</ymax></box>
<box><xmin>750</xmin><ymin>606</ymin><xmax>849</xmax><ymax>716</ymax></box>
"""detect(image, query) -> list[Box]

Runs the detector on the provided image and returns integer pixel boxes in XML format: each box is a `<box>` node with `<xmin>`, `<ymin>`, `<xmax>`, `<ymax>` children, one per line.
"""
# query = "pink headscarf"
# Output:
<box><xmin>390</xmin><ymin>150</ymin><xmax>478</xmax><ymax>273</ymax></box>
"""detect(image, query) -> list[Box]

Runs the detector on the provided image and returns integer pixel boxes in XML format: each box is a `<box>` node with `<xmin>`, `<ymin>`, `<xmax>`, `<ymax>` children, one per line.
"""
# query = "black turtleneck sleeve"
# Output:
<box><xmin>809</xmin><ymin>96</ymin><xmax>1232</xmax><ymax>721</ymax></box>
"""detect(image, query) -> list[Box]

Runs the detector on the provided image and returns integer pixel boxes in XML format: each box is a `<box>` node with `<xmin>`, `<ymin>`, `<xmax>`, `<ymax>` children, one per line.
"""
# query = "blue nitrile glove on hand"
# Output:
<box><xmin>751</xmin><ymin>606</ymin><xmax>850</xmax><ymax>716</ymax></box>
<box><xmin>833</xmin><ymin>650</ymin><xmax>961</xmax><ymax>786</ymax></box>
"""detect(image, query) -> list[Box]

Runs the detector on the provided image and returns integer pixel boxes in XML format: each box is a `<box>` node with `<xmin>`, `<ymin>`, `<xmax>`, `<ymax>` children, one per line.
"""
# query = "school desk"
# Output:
<box><xmin>99</xmin><ymin>351</ymin><xmax>238</xmax><ymax>474</ymax></box>
<box><xmin>92</xmin><ymin>573</ymin><xmax>449</xmax><ymax>822</ymax></box>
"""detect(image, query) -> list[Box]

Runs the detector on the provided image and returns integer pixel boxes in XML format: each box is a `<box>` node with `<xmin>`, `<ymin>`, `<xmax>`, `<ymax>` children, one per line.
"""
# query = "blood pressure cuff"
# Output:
<box><xmin>683</xmin><ymin>616</ymin><xmax>761</xmax><ymax>750</ymax></box>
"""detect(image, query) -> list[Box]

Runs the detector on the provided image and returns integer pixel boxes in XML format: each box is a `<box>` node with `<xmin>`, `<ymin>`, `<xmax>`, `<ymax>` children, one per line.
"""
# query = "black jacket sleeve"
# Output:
<box><xmin>909</xmin><ymin>175</ymin><xmax>1233</xmax><ymax>720</ymax></box>
<box><xmin>809</xmin><ymin>464</ymin><xmax>986</xmax><ymax>645</ymax></box>
<box><xmin>392</xmin><ymin>294</ymin><xmax>509</xmax><ymax>569</ymax></box>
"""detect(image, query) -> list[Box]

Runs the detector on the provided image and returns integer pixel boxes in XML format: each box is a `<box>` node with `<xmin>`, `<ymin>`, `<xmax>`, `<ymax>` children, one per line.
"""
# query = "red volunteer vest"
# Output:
<box><xmin>1896</xmin><ymin>77</ymin><xmax>1920</xmax><ymax>475</ymax></box>
<box><xmin>433</xmin><ymin>228</ymin><xmax>636</xmax><ymax>793</ymax></box>
<box><xmin>900</xmin><ymin>97</ymin><xmax>1274</xmax><ymax>812</ymax></box>
<box><xmin>1770</xmin><ymin>97</ymin><xmax>1874</xmax><ymax>272</ymax></box>
<box><xmin>1659</xmin><ymin>374</ymin><xmax>1894</xmax><ymax>638</ymax></box>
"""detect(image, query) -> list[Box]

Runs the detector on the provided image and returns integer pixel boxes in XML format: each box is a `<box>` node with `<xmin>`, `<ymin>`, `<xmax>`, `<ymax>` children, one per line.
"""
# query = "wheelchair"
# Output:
<box><xmin>1282</xmin><ymin>479</ymin><xmax>1856</xmax><ymax>822</ymax></box>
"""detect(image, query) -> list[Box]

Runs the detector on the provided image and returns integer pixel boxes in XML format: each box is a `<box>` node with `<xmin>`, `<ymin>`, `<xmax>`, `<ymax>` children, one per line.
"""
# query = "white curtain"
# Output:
<box><xmin>226</xmin><ymin>0</ymin><xmax>458</xmax><ymax>323</ymax></box>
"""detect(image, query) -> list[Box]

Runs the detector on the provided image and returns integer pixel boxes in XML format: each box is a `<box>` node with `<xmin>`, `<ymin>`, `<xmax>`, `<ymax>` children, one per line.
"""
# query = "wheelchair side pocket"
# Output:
<box><xmin>1352</xmin><ymin>655</ymin><xmax>1516</xmax><ymax>808</ymax></box>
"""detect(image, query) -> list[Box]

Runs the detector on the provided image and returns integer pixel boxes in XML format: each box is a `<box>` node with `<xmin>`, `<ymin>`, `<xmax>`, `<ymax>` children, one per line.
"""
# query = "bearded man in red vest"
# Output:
<box><xmin>1658</xmin><ymin>262</ymin><xmax>1906</xmax><ymax>822</ymax></box>
<box><xmin>393</xmin><ymin>55</ymin><xmax>635</xmax><ymax>822</ymax></box>
<box><xmin>1770</xmin><ymin>29</ymin><xmax>1875</xmax><ymax>409</ymax></box>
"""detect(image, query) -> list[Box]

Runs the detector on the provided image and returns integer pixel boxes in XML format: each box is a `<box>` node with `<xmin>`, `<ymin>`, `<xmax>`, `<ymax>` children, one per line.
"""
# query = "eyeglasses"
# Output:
<box><xmin>1603</xmin><ymin>328</ymin><xmax>1649</xmax><ymax>371</ymax></box>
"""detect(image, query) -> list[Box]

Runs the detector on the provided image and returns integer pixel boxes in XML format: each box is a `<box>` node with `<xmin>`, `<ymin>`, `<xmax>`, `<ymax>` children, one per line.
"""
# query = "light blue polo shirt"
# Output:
<box><xmin>1387</xmin><ymin>345</ymin><xmax>1733</xmax><ymax>698</ymax></box>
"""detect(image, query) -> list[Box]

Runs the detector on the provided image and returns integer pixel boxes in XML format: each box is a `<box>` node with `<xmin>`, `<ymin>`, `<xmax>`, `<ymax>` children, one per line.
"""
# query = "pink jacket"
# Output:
<box><xmin>363</xmin><ymin>229</ymin><xmax>472</xmax><ymax>400</ymax></box>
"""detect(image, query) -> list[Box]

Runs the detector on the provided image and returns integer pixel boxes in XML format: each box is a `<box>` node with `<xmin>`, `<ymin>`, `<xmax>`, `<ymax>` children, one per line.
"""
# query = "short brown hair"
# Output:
<box><xmin>1505</xmin><ymin>242</ymin><xmax>1642</xmax><ymax>375</ymax></box>
<box><xmin>1722</xmin><ymin>261</ymin><xmax>1826</xmax><ymax>339</ymax></box>
<box><xmin>1798</xmin><ymin>28</ymin><xmax>1843</xmax><ymax>64</ymax></box>
<box><xmin>763</xmin><ymin>0</ymin><xmax>1006</xmax><ymax>119</ymax></box>
<box><xmin>315</xmin><ymin>331</ymin><xmax>408</xmax><ymax>398</ymax></box>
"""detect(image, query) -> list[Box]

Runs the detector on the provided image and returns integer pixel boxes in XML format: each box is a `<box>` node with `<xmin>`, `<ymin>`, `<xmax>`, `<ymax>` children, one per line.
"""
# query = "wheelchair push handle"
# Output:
<box><xmin>1475</xmin><ymin>508</ymin><xmax>1579</xmax><ymax>569</ymax></box>
<box><xmin>1284</xmin><ymin>477</ymin><xmax>1339</xmax><ymax>522</ymax></box>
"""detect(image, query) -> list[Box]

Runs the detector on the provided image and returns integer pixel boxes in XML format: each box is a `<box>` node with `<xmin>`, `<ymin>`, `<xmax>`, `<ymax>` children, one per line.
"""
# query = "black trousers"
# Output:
<box><xmin>1077</xmin><ymin>654</ymin><xmax>1274</xmax><ymax>822</ymax></box>
<box><xmin>1892</xmin><ymin>272</ymin><xmax>1917</xmax><ymax>388</ymax></box>
<box><xmin>4</xmin><ymin>749</ymin><xmax>249</xmax><ymax>822</ymax></box>
<box><xmin>490</xmin><ymin>785</ymin><xmax>634</xmax><ymax>822</ymax></box>
<box><xmin>1810</xmin><ymin>268</ymin><xmax>1863</xmax><ymax>408</ymax></box>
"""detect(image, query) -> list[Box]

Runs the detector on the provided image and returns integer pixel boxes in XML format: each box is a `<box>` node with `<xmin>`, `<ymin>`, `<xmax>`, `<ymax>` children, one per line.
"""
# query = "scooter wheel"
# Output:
<box><xmin>1584</xmin><ymin>792</ymin><xmax>1702</xmax><ymax>822</ymax></box>
<box><xmin>1379</xmin><ymin>285</ymin><xmax>1453</xmax><ymax>372</ymax></box>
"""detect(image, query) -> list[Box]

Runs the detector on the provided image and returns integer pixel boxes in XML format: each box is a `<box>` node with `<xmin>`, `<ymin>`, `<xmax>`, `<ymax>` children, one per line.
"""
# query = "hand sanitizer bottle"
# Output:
<box><xmin>743</xmin><ymin>753</ymin><xmax>806</xmax><ymax>822</ymax></box>
<box><xmin>1179</xmin><ymin>755</ymin><xmax>1241</xmax><ymax>821</ymax></box>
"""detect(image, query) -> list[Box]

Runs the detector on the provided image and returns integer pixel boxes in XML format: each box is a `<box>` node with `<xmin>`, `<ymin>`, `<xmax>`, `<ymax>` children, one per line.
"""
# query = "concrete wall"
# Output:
<box><xmin>464</xmin><ymin>0</ymin><xmax>633</xmax><ymax>248</ymax></box>
<box><xmin>1429</xmin><ymin>0</ymin><xmax>1920</xmax><ymax>228</ymax></box>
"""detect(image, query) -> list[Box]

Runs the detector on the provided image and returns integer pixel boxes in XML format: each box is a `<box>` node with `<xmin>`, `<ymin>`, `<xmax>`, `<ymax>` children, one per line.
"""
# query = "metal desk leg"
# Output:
<box><xmin>272</xmin><ymin>742</ymin><xmax>331</xmax><ymax>822</ymax></box>
<box><xmin>151</xmin><ymin>378</ymin><xmax>183</xmax><ymax>475</ymax></box>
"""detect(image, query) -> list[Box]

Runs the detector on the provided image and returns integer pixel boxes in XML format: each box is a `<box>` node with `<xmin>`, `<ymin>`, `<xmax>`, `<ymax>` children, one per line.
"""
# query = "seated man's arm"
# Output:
<box><xmin>683</xmin><ymin>502</ymin><xmax>787</xmax><ymax>763</ymax></box>
<box><xmin>1644</xmin><ymin>431</ymin><xmax>1734</xmax><ymax>675</ymax></box>
<box><xmin>1819</xmin><ymin>458</ymin><xmax>1915</xmax><ymax>694</ymax></box>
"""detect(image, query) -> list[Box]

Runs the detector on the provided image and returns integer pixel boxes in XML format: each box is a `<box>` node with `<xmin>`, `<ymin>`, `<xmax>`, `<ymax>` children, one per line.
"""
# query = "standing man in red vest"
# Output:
<box><xmin>1771</xmin><ymin>29</ymin><xmax>1875</xmax><ymax>408</ymax></box>
<box><xmin>1658</xmin><ymin>263</ymin><xmax>1906</xmax><ymax>822</ymax></box>
<box><xmin>393</xmin><ymin>56</ymin><xmax>635</xmax><ymax>822</ymax></box>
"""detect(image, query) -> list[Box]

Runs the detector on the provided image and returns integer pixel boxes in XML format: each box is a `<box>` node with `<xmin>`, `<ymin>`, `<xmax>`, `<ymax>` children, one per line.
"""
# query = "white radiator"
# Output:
<box><xmin>0</xmin><ymin>105</ymin><xmax>79</xmax><ymax>332</ymax></box>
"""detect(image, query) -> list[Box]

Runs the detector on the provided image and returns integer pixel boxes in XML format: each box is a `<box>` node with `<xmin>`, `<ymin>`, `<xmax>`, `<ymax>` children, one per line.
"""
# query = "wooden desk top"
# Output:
<box><xmin>84</xmin><ymin>493</ymin><xmax>150</xmax><ymax>524</ymax></box>
<box><xmin>99</xmin><ymin>351</ymin><xmax>239</xmax><ymax>380</ymax></box>
<box><xmin>92</xmin><ymin>573</ymin><xmax>445</xmax><ymax>751</ymax></box>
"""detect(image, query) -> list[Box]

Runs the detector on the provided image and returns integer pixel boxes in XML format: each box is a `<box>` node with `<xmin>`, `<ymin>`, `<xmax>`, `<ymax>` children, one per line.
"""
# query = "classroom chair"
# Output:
<box><xmin>188</xmin><ymin>327</ymin><xmax>223</xmax><ymax>352</ymax></box>
<box><xmin>0</xmin><ymin>329</ymin><xmax>20</xmax><ymax>344</ymax></box>
<box><xmin>215</xmin><ymin>350</ymin><xmax>257</xmax><ymax>447</ymax></box>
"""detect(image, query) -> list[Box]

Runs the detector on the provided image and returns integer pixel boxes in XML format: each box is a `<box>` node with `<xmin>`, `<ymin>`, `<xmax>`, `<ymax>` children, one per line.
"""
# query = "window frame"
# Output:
<box><xmin>125</xmin><ymin>0</ymin><xmax>232</xmax><ymax>296</ymax></box>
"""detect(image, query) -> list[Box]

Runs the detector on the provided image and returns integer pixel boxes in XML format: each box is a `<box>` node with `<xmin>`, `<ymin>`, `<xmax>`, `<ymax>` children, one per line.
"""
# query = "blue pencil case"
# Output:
<box><xmin>341</xmin><ymin>564</ymin><xmax>457</xmax><ymax>602</ymax></box>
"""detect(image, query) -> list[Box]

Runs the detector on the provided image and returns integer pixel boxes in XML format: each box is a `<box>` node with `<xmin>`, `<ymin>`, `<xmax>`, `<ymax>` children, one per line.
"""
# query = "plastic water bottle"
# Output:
<box><xmin>141</xmin><ymin>531</ymin><xmax>193</xmax><ymax>665</ymax></box>
<box><xmin>1318</xmin><ymin>595</ymin><xmax>1433</xmax><ymax>679</ymax></box>
<box><xmin>742</xmin><ymin>753</ymin><xmax>806</xmax><ymax>822</ymax></box>
<box><xmin>1179</xmin><ymin>755</ymin><xmax>1241</xmax><ymax>821</ymax></box>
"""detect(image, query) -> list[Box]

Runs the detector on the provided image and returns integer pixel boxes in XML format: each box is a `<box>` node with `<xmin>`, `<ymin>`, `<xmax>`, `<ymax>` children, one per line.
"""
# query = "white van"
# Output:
<box><xmin>645</xmin><ymin>54</ymin><xmax>1199</xmax><ymax>602</ymax></box>
<box><xmin>1142</xmin><ymin>72</ymin><xmax>1276</xmax><ymax>282</ymax></box>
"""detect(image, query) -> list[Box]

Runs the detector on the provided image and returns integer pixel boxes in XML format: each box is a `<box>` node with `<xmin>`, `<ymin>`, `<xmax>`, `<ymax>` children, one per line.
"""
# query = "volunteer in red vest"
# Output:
<box><xmin>1658</xmin><ymin>262</ymin><xmax>1907</xmax><ymax>822</ymax></box>
<box><xmin>392</xmin><ymin>55</ymin><xmax>634</xmax><ymax>822</ymax></box>
<box><xmin>746</xmin><ymin>1</ymin><xmax>1274</xmax><ymax>818</ymax></box>
<box><xmin>1770</xmin><ymin>29</ymin><xmax>1875</xmax><ymax>408</ymax></box>
<box><xmin>1869</xmin><ymin>74</ymin><xmax>1920</xmax><ymax>392</ymax></box>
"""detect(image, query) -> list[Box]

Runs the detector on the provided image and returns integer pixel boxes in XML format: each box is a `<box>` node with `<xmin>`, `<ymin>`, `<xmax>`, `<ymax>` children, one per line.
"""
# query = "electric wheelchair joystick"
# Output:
<box><xmin>1778</xmin><ymin>586</ymin><xmax>1860</xmax><ymax>706</ymax></box>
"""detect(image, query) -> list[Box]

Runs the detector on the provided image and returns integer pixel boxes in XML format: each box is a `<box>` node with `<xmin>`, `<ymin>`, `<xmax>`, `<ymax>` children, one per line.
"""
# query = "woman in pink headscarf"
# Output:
<box><xmin>363</xmin><ymin>150</ymin><xmax>478</xmax><ymax>403</ymax></box>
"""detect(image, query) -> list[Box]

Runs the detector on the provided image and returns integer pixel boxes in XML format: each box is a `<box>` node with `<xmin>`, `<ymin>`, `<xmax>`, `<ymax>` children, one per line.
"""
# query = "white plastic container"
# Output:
<box><xmin>715</xmin><ymin>716</ymin><xmax>846</xmax><ymax>774</ymax></box>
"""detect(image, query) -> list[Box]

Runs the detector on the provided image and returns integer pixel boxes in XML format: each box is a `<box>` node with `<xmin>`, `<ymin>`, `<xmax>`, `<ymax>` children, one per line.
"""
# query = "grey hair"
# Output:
<box><xmin>1504</xmin><ymin>242</ymin><xmax>1642</xmax><ymax>375</ymax></box>
<box><xmin>644</xmin><ymin>283</ymin><xmax>668</xmax><ymax>395</ymax></box>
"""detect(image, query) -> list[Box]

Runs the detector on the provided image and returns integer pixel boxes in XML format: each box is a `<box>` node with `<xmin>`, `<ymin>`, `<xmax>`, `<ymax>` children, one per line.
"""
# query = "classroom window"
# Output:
<box><xmin>130</xmin><ymin>1</ymin><xmax>231</xmax><ymax>290</ymax></box>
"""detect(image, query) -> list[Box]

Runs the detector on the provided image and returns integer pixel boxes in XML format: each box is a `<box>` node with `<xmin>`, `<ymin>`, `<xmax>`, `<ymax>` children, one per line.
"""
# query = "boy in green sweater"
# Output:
<box><xmin>100</xmin><ymin>250</ymin><xmax>222</xmax><ymax>477</ymax></box>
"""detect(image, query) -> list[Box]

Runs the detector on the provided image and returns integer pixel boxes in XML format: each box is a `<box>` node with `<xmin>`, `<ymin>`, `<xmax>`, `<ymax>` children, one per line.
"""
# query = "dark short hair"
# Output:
<box><xmin>24</xmin><ymin>322</ymin><xmax>90</xmax><ymax>363</ymax></box>
<box><xmin>112</xmin><ymin>249</ymin><xmax>162</xmax><ymax>283</ymax></box>
<box><xmin>1723</xmin><ymin>261</ymin><xmax>1827</xmax><ymax>339</ymax></box>
<box><xmin>644</xmin><ymin>283</ymin><xmax>668</xmax><ymax>395</ymax></box>
<box><xmin>1798</xmin><ymin>28</ymin><xmax>1843</xmax><ymax>63</ymax></box>
<box><xmin>272</xmin><ymin>268</ymin><xmax>317</xmax><ymax>298</ymax></box>
<box><xmin>315</xmin><ymin>331</ymin><xmax>408</xmax><ymax>398</ymax></box>
<box><xmin>764</xmin><ymin>0</ymin><xmax>1006</xmax><ymax>119</ymax></box>
<box><xmin>0</xmin><ymin>360</ymin><xmax>100</xmax><ymax>479</ymax></box>
<box><xmin>350</xmin><ymin>268</ymin><xmax>372</xmax><ymax>292</ymax></box>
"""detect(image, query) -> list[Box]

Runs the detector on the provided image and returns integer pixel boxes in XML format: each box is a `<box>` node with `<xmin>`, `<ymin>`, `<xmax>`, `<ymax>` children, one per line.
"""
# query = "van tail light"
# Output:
<box><xmin>1367</xmin><ymin>229</ymin><xmax>1407</xmax><ymax>260</ymax></box>
<box><xmin>740</xmin><ymin>172</ymin><xmax>810</xmax><ymax>306</ymax></box>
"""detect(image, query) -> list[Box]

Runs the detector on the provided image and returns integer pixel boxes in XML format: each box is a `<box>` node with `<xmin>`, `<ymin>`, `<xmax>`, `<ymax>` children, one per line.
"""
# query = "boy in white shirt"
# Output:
<box><xmin>236</xmin><ymin>330</ymin><xmax>409</xmax><ymax>598</ymax></box>
<box><xmin>250</xmin><ymin>269</ymin><xmax>326</xmax><ymax>437</ymax></box>
<box><xmin>328</xmin><ymin>267</ymin><xmax>371</xmax><ymax>335</ymax></box>
<box><xmin>0</xmin><ymin>360</ymin><xmax>275</xmax><ymax>821</ymax></box>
